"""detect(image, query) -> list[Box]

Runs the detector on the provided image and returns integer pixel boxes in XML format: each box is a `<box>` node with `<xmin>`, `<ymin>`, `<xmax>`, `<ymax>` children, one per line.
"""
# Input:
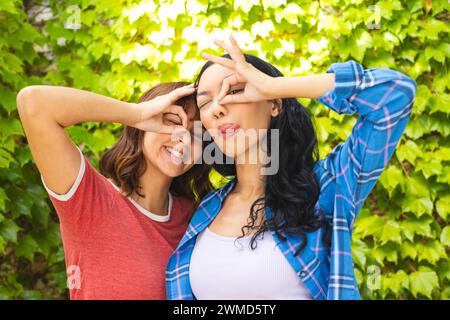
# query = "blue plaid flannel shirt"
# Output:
<box><xmin>166</xmin><ymin>60</ymin><xmax>417</xmax><ymax>300</ymax></box>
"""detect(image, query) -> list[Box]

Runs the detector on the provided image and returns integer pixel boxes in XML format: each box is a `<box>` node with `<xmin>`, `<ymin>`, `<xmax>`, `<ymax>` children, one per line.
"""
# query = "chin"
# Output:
<box><xmin>155</xmin><ymin>164</ymin><xmax>183</xmax><ymax>178</ymax></box>
<box><xmin>160</xmin><ymin>157</ymin><xmax>192</xmax><ymax>176</ymax></box>
<box><xmin>218</xmin><ymin>143</ymin><xmax>249</xmax><ymax>162</ymax></box>
<box><xmin>163</xmin><ymin>168</ymin><xmax>184</xmax><ymax>178</ymax></box>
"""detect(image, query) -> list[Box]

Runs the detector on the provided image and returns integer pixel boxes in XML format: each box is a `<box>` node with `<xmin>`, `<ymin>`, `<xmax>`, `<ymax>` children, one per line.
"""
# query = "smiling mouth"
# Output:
<box><xmin>163</xmin><ymin>145</ymin><xmax>185</xmax><ymax>165</ymax></box>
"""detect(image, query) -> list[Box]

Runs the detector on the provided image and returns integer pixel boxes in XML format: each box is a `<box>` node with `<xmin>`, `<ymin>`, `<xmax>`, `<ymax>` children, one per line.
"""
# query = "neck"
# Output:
<box><xmin>232</xmin><ymin>143</ymin><xmax>267</xmax><ymax>199</ymax></box>
<box><xmin>233</xmin><ymin>162</ymin><xmax>265</xmax><ymax>200</ymax></box>
<box><xmin>131</xmin><ymin>161</ymin><xmax>172</xmax><ymax>216</ymax></box>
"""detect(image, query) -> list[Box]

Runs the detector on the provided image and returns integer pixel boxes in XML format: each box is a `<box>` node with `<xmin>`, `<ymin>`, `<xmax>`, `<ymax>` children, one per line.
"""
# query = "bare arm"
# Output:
<box><xmin>16</xmin><ymin>85</ymin><xmax>141</xmax><ymax>196</ymax></box>
<box><xmin>270</xmin><ymin>73</ymin><xmax>336</xmax><ymax>99</ymax></box>
<box><xmin>201</xmin><ymin>35</ymin><xmax>336</xmax><ymax>104</ymax></box>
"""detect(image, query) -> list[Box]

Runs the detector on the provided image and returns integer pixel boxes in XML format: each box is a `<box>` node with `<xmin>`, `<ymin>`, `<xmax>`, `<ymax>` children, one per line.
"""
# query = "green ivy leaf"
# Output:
<box><xmin>425</xmin><ymin>45</ymin><xmax>445</xmax><ymax>63</ymax></box>
<box><xmin>353</xmin><ymin>214</ymin><xmax>385</xmax><ymax>239</ymax></box>
<box><xmin>441</xmin><ymin>226</ymin><xmax>450</xmax><ymax>247</ymax></box>
<box><xmin>430</xmin><ymin>93</ymin><xmax>450</xmax><ymax>115</ymax></box>
<box><xmin>382</xmin><ymin>270</ymin><xmax>409</xmax><ymax>297</ymax></box>
<box><xmin>404</xmin><ymin>116</ymin><xmax>429</xmax><ymax>139</ymax></box>
<box><xmin>0</xmin><ymin>0</ymin><xmax>448</xmax><ymax>300</ymax></box>
<box><xmin>352</xmin><ymin>239</ymin><xmax>369</xmax><ymax>268</ymax></box>
<box><xmin>417</xmin><ymin>240</ymin><xmax>447</xmax><ymax>264</ymax></box>
<box><xmin>31</xmin><ymin>204</ymin><xmax>50</xmax><ymax>228</ymax></box>
<box><xmin>379</xmin><ymin>165</ymin><xmax>404</xmax><ymax>197</ymax></box>
<box><xmin>437</xmin><ymin>260</ymin><xmax>450</xmax><ymax>282</ymax></box>
<box><xmin>0</xmin><ymin>236</ymin><xmax>6</xmax><ymax>254</ymax></box>
<box><xmin>0</xmin><ymin>86</ymin><xmax>18</xmax><ymax>113</ymax></box>
<box><xmin>0</xmin><ymin>220</ymin><xmax>21</xmax><ymax>243</ymax></box>
<box><xmin>379</xmin><ymin>220</ymin><xmax>402</xmax><ymax>244</ymax></box>
<box><xmin>400</xmin><ymin>241</ymin><xmax>417</xmax><ymax>260</ymax></box>
<box><xmin>15</xmin><ymin>234</ymin><xmax>39</xmax><ymax>262</ymax></box>
<box><xmin>401</xmin><ymin>215</ymin><xmax>433</xmax><ymax>241</ymax></box>
<box><xmin>415</xmin><ymin>158</ymin><xmax>442</xmax><ymax>179</ymax></box>
<box><xmin>409</xmin><ymin>268</ymin><xmax>439</xmax><ymax>299</ymax></box>
<box><xmin>0</xmin><ymin>187</ymin><xmax>8</xmax><ymax>212</ymax></box>
<box><xmin>0</xmin><ymin>148</ymin><xmax>15</xmax><ymax>168</ymax></box>
<box><xmin>395</xmin><ymin>140</ymin><xmax>423</xmax><ymax>164</ymax></box>
<box><xmin>370</xmin><ymin>243</ymin><xmax>399</xmax><ymax>265</ymax></box>
<box><xmin>0</xmin><ymin>0</ymin><xmax>19</xmax><ymax>14</ymax></box>
<box><xmin>0</xmin><ymin>118</ymin><xmax>24</xmax><ymax>139</ymax></box>
<box><xmin>401</xmin><ymin>196</ymin><xmax>434</xmax><ymax>217</ymax></box>
<box><xmin>436</xmin><ymin>194</ymin><xmax>450</xmax><ymax>220</ymax></box>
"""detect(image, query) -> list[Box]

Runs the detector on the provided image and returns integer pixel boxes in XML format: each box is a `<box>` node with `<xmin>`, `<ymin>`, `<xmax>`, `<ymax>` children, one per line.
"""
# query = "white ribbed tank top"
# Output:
<box><xmin>189</xmin><ymin>227</ymin><xmax>312</xmax><ymax>300</ymax></box>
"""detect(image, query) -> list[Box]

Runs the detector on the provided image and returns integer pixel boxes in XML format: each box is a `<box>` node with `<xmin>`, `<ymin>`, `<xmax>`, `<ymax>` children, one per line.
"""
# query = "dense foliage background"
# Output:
<box><xmin>0</xmin><ymin>0</ymin><xmax>448</xmax><ymax>299</ymax></box>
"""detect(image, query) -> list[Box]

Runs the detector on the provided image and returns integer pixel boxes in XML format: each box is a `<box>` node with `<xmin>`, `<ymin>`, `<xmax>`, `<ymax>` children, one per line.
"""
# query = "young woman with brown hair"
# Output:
<box><xmin>17</xmin><ymin>82</ymin><xmax>212</xmax><ymax>299</ymax></box>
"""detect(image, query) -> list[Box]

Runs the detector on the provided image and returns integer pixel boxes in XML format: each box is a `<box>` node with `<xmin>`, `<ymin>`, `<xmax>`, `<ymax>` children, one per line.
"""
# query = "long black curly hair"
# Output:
<box><xmin>194</xmin><ymin>53</ymin><xmax>331</xmax><ymax>256</ymax></box>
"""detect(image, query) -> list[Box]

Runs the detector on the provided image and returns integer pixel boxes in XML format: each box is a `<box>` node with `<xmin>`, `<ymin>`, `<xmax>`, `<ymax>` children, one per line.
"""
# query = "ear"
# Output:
<box><xmin>270</xmin><ymin>99</ymin><xmax>282</xmax><ymax>117</ymax></box>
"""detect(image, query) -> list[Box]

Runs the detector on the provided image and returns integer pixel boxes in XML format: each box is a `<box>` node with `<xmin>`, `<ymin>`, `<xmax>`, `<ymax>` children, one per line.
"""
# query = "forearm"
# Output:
<box><xmin>17</xmin><ymin>85</ymin><xmax>140</xmax><ymax>127</ymax></box>
<box><xmin>271</xmin><ymin>73</ymin><xmax>335</xmax><ymax>99</ymax></box>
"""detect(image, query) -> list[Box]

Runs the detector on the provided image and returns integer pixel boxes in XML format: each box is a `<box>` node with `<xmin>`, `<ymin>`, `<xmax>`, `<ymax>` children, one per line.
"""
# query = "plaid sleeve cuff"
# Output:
<box><xmin>317</xmin><ymin>60</ymin><xmax>364</xmax><ymax>114</ymax></box>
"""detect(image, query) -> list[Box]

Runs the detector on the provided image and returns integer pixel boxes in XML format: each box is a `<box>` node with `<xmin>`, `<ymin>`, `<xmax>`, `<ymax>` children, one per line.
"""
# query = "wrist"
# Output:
<box><xmin>266</xmin><ymin>77</ymin><xmax>284</xmax><ymax>99</ymax></box>
<box><xmin>123</xmin><ymin>102</ymin><xmax>141</xmax><ymax>127</ymax></box>
<box><xmin>270</xmin><ymin>77</ymin><xmax>289</xmax><ymax>99</ymax></box>
<box><xmin>270</xmin><ymin>74</ymin><xmax>336</xmax><ymax>100</ymax></box>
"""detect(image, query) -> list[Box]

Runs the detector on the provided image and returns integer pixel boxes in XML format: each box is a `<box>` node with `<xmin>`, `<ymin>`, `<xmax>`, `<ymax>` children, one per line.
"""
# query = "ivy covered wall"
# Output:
<box><xmin>0</xmin><ymin>0</ymin><xmax>449</xmax><ymax>299</ymax></box>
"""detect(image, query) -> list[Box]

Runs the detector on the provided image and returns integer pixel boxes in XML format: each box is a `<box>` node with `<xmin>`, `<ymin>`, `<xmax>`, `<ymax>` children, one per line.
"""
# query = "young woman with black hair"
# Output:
<box><xmin>166</xmin><ymin>35</ymin><xmax>417</xmax><ymax>300</ymax></box>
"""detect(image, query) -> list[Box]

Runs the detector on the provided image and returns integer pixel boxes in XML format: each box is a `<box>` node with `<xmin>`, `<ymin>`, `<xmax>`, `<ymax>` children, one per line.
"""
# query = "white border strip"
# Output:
<box><xmin>40</xmin><ymin>146</ymin><xmax>85</xmax><ymax>202</ymax></box>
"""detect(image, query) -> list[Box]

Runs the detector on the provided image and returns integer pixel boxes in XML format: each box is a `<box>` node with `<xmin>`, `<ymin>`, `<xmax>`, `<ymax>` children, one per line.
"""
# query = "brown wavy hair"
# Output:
<box><xmin>99</xmin><ymin>82</ymin><xmax>212</xmax><ymax>205</ymax></box>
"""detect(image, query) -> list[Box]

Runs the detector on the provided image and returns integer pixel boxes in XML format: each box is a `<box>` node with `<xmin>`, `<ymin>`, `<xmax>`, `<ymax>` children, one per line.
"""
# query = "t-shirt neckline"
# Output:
<box><xmin>107</xmin><ymin>179</ymin><xmax>173</xmax><ymax>223</ymax></box>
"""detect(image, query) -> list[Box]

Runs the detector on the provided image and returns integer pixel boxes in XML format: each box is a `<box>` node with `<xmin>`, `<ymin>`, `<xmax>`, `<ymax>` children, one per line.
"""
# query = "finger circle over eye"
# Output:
<box><xmin>218</xmin><ymin>78</ymin><xmax>231</xmax><ymax>101</ymax></box>
<box><xmin>166</xmin><ymin>105</ymin><xmax>188</xmax><ymax>129</ymax></box>
<box><xmin>170</xmin><ymin>86</ymin><xmax>195</xmax><ymax>100</ymax></box>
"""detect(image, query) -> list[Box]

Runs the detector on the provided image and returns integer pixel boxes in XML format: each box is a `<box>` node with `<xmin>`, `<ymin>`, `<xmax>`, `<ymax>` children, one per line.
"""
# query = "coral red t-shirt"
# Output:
<box><xmin>40</xmin><ymin>147</ymin><xmax>194</xmax><ymax>300</ymax></box>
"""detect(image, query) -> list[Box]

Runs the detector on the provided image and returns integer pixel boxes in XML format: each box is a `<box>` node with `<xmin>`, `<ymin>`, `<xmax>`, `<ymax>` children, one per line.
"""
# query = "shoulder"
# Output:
<box><xmin>192</xmin><ymin>179</ymin><xmax>236</xmax><ymax>216</ymax></box>
<box><xmin>171</xmin><ymin>195</ymin><xmax>196</xmax><ymax>218</ymax></box>
<box><xmin>199</xmin><ymin>179</ymin><xmax>235</xmax><ymax>205</ymax></box>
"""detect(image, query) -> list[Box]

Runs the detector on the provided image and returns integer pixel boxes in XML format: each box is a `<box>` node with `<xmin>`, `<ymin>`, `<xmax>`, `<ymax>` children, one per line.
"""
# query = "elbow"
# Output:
<box><xmin>17</xmin><ymin>86</ymin><xmax>41</xmax><ymax>118</ymax></box>
<box><xmin>398</xmin><ymin>74</ymin><xmax>417</xmax><ymax>107</ymax></box>
<box><xmin>408</xmin><ymin>78</ymin><xmax>417</xmax><ymax>106</ymax></box>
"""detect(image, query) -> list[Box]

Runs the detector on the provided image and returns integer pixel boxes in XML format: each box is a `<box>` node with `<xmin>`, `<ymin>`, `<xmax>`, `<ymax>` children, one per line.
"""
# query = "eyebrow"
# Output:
<box><xmin>196</xmin><ymin>90</ymin><xmax>209</xmax><ymax>97</ymax></box>
<box><xmin>196</xmin><ymin>73</ymin><xmax>235</xmax><ymax>98</ymax></box>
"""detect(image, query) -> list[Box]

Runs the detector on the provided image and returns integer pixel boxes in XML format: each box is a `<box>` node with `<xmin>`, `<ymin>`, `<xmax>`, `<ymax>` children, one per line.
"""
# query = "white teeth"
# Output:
<box><xmin>172</xmin><ymin>149</ymin><xmax>182</xmax><ymax>158</ymax></box>
<box><xmin>165</xmin><ymin>146</ymin><xmax>183</xmax><ymax>159</ymax></box>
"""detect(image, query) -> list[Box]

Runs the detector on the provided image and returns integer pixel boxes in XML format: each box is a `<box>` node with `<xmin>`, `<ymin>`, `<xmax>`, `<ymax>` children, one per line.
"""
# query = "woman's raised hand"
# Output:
<box><xmin>130</xmin><ymin>84</ymin><xmax>195</xmax><ymax>134</ymax></box>
<box><xmin>202</xmin><ymin>34</ymin><xmax>277</xmax><ymax>104</ymax></box>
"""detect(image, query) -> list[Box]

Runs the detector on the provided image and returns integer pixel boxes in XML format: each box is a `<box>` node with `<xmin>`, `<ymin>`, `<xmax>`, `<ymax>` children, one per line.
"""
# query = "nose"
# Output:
<box><xmin>210</xmin><ymin>98</ymin><xmax>227</xmax><ymax>120</ymax></box>
<box><xmin>172</xmin><ymin>127</ymin><xmax>191</xmax><ymax>146</ymax></box>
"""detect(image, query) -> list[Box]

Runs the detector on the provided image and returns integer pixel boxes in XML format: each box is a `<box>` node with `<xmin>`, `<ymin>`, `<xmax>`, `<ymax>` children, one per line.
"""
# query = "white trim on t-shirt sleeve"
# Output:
<box><xmin>40</xmin><ymin>146</ymin><xmax>86</xmax><ymax>202</ymax></box>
